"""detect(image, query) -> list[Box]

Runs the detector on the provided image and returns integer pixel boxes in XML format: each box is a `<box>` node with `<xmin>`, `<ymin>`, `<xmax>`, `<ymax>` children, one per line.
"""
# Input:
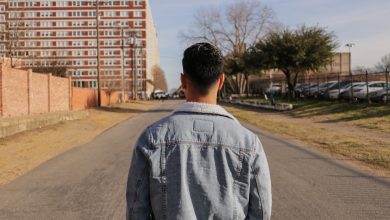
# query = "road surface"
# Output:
<box><xmin>0</xmin><ymin>100</ymin><xmax>389</xmax><ymax>219</ymax></box>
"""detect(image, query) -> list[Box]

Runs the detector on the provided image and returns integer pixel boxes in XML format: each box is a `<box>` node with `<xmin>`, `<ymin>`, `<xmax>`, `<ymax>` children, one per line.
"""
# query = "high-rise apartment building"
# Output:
<box><xmin>4</xmin><ymin>0</ymin><xmax>161</xmax><ymax>99</ymax></box>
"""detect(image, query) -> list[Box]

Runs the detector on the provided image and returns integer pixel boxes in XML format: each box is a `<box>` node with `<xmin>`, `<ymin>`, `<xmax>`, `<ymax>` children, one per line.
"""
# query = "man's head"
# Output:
<box><xmin>181</xmin><ymin>43</ymin><xmax>225</xmax><ymax>101</ymax></box>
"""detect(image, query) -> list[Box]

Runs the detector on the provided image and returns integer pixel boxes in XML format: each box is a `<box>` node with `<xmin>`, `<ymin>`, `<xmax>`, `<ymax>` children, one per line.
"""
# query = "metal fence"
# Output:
<box><xmin>253</xmin><ymin>69</ymin><xmax>389</xmax><ymax>104</ymax></box>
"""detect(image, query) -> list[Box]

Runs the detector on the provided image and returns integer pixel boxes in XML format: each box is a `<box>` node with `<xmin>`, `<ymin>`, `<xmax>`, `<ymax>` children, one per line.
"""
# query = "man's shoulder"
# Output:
<box><xmin>141</xmin><ymin>112</ymin><xmax>259</xmax><ymax>150</ymax></box>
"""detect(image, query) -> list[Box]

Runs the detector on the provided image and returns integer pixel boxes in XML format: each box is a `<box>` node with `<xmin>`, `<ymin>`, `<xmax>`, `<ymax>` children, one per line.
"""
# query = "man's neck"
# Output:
<box><xmin>186</xmin><ymin>96</ymin><xmax>217</xmax><ymax>105</ymax></box>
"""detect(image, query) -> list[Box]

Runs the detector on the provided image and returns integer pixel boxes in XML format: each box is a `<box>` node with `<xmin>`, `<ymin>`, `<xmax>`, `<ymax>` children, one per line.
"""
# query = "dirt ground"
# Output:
<box><xmin>0</xmin><ymin>101</ymin><xmax>158</xmax><ymax>185</ymax></box>
<box><xmin>223</xmin><ymin>104</ymin><xmax>390</xmax><ymax>177</ymax></box>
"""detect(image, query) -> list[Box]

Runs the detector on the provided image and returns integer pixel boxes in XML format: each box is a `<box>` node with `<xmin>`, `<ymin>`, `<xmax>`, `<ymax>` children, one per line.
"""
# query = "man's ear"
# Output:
<box><xmin>217</xmin><ymin>74</ymin><xmax>225</xmax><ymax>91</ymax></box>
<box><xmin>180</xmin><ymin>73</ymin><xmax>187</xmax><ymax>90</ymax></box>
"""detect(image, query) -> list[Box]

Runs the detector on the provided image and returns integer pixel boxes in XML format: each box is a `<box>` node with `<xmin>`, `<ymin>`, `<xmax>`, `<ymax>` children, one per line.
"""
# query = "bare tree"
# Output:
<box><xmin>5</xmin><ymin>8</ymin><xmax>30</xmax><ymax>68</ymax></box>
<box><xmin>375</xmin><ymin>53</ymin><xmax>390</xmax><ymax>72</ymax></box>
<box><xmin>179</xmin><ymin>0</ymin><xmax>280</xmax><ymax>94</ymax></box>
<box><xmin>151</xmin><ymin>64</ymin><xmax>168</xmax><ymax>92</ymax></box>
<box><xmin>32</xmin><ymin>59</ymin><xmax>68</xmax><ymax>77</ymax></box>
<box><xmin>102</xmin><ymin>79</ymin><xmax>119</xmax><ymax>106</ymax></box>
<box><xmin>180</xmin><ymin>0</ymin><xmax>279</xmax><ymax>53</ymax></box>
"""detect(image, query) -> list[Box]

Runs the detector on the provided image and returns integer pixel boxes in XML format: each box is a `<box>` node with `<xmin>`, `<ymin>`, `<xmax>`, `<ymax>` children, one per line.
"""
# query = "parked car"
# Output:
<box><xmin>295</xmin><ymin>83</ymin><xmax>311</xmax><ymax>97</ymax></box>
<box><xmin>329</xmin><ymin>82</ymin><xmax>365</xmax><ymax>100</ymax></box>
<box><xmin>320</xmin><ymin>81</ymin><xmax>352</xmax><ymax>99</ymax></box>
<box><xmin>353</xmin><ymin>81</ymin><xmax>387</xmax><ymax>101</ymax></box>
<box><xmin>339</xmin><ymin>82</ymin><xmax>366</xmax><ymax>100</ymax></box>
<box><xmin>265</xmin><ymin>83</ymin><xmax>281</xmax><ymax>96</ymax></box>
<box><xmin>152</xmin><ymin>90</ymin><xmax>169</xmax><ymax>99</ymax></box>
<box><xmin>316</xmin><ymin>81</ymin><xmax>340</xmax><ymax>98</ymax></box>
<box><xmin>368</xmin><ymin>84</ymin><xmax>390</xmax><ymax>102</ymax></box>
<box><xmin>303</xmin><ymin>84</ymin><xmax>319</xmax><ymax>97</ymax></box>
<box><xmin>310</xmin><ymin>82</ymin><xmax>338</xmax><ymax>98</ymax></box>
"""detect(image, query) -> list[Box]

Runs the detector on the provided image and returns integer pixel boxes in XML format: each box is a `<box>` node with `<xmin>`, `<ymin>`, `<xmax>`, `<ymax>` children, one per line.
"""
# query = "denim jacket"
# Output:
<box><xmin>126</xmin><ymin>102</ymin><xmax>272</xmax><ymax>220</ymax></box>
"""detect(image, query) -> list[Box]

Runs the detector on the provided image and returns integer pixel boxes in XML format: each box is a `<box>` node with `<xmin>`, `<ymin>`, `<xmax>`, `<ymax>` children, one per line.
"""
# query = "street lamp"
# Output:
<box><xmin>95</xmin><ymin>0</ymin><xmax>102</xmax><ymax>107</ymax></box>
<box><xmin>129</xmin><ymin>33</ymin><xmax>137</xmax><ymax>100</ymax></box>
<box><xmin>345</xmin><ymin>43</ymin><xmax>355</xmax><ymax>102</ymax></box>
<box><xmin>115</xmin><ymin>21</ymin><xmax>126</xmax><ymax>102</ymax></box>
<box><xmin>128</xmin><ymin>31</ymin><xmax>146</xmax><ymax>100</ymax></box>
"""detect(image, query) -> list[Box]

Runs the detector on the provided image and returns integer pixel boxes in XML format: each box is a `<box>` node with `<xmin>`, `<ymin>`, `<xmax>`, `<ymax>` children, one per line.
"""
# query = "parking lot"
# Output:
<box><xmin>258</xmin><ymin>70</ymin><xmax>390</xmax><ymax>103</ymax></box>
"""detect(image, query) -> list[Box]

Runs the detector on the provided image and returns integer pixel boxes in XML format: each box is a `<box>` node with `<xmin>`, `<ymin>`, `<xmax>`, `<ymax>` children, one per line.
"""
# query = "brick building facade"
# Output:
<box><xmin>2</xmin><ymin>0</ymin><xmax>161</xmax><ymax>99</ymax></box>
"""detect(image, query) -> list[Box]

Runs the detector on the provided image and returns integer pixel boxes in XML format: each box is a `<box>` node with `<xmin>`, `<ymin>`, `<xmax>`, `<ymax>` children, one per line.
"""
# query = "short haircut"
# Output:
<box><xmin>182</xmin><ymin>42</ymin><xmax>224</xmax><ymax>95</ymax></box>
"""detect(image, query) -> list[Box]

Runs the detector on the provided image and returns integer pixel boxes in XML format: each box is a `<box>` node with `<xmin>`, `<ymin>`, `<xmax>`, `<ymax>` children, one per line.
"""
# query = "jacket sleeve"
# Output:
<box><xmin>247</xmin><ymin>137</ymin><xmax>272</xmax><ymax>220</ymax></box>
<box><xmin>126</xmin><ymin>130</ymin><xmax>152</xmax><ymax>220</ymax></box>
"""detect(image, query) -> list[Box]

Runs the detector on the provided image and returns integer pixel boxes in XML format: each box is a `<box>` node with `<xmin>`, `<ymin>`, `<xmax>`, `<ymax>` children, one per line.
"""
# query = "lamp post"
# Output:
<box><xmin>128</xmin><ymin>31</ymin><xmax>145</xmax><ymax>100</ymax></box>
<box><xmin>95</xmin><ymin>0</ymin><xmax>102</xmax><ymax>107</ymax></box>
<box><xmin>116</xmin><ymin>22</ymin><xmax>126</xmax><ymax>102</ymax></box>
<box><xmin>129</xmin><ymin>33</ymin><xmax>137</xmax><ymax>100</ymax></box>
<box><xmin>345</xmin><ymin>43</ymin><xmax>355</xmax><ymax>102</ymax></box>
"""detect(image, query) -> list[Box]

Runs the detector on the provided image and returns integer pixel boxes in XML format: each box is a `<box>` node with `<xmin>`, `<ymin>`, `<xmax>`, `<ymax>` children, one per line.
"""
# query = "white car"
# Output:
<box><xmin>328</xmin><ymin>82</ymin><xmax>365</xmax><ymax>100</ymax></box>
<box><xmin>353</xmin><ymin>81</ymin><xmax>387</xmax><ymax>100</ymax></box>
<box><xmin>265</xmin><ymin>83</ymin><xmax>281</xmax><ymax>95</ymax></box>
<box><xmin>153</xmin><ymin>90</ymin><xmax>168</xmax><ymax>99</ymax></box>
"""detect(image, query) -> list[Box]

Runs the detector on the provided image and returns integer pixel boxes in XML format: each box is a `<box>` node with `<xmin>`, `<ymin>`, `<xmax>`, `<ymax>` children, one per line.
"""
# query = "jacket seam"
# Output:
<box><xmin>233</xmin><ymin>148</ymin><xmax>244</xmax><ymax>220</ymax></box>
<box><xmin>254</xmin><ymin>174</ymin><xmax>264</xmax><ymax>220</ymax></box>
<box><xmin>160</xmin><ymin>145</ymin><xmax>167</xmax><ymax>220</ymax></box>
<box><xmin>251</xmin><ymin>140</ymin><xmax>264</xmax><ymax>220</ymax></box>
<box><xmin>130</xmin><ymin>161</ymin><xmax>148</xmax><ymax>219</ymax></box>
<box><xmin>151</xmin><ymin>140</ymin><xmax>252</xmax><ymax>152</ymax></box>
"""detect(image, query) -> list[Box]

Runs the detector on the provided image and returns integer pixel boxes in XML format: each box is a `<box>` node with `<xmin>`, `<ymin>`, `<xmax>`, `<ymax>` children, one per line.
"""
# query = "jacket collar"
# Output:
<box><xmin>173</xmin><ymin>102</ymin><xmax>239</xmax><ymax>122</ymax></box>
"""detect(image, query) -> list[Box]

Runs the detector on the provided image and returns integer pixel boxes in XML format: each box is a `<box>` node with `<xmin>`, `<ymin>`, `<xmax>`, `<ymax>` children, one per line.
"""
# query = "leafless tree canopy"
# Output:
<box><xmin>152</xmin><ymin>65</ymin><xmax>168</xmax><ymax>92</ymax></box>
<box><xmin>32</xmin><ymin>59</ymin><xmax>68</xmax><ymax>77</ymax></box>
<box><xmin>5</xmin><ymin>8</ymin><xmax>31</xmax><ymax>67</ymax></box>
<box><xmin>179</xmin><ymin>0</ymin><xmax>280</xmax><ymax>54</ymax></box>
<box><xmin>376</xmin><ymin>53</ymin><xmax>390</xmax><ymax>71</ymax></box>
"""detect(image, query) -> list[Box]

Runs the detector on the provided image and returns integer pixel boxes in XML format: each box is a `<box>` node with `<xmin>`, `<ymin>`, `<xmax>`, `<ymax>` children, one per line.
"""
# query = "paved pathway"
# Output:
<box><xmin>0</xmin><ymin>100</ymin><xmax>389</xmax><ymax>219</ymax></box>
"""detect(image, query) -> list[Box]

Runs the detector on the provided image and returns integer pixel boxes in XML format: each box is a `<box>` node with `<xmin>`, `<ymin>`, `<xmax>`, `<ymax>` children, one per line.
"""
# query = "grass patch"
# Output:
<box><xmin>237</xmin><ymin>98</ymin><xmax>390</xmax><ymax>133</ymax></box>
<box><xmin>224</xmin><ymin>104</ymin><xmax>390</xmax><ymax>175</ymax></box>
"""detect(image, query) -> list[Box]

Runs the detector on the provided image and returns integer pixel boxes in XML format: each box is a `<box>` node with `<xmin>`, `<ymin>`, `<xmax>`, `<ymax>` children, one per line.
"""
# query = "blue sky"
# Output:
<box><xmin>149</xmin><ymin>0</ymin><xmax>390</xmax><ymax>90</ymax></box>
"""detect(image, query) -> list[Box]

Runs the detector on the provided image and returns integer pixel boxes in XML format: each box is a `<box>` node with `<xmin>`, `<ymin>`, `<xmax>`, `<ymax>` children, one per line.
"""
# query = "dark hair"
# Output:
<box><xmin>182</xmin><ymin>42</ymin><xmax>224</xmax><ymax>95</ymax></box>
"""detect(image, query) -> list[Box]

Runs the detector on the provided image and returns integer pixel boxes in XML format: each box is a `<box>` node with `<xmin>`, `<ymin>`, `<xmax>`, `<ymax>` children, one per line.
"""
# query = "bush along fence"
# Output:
<box><xmin>252</xmin><ymin>69</ymin><xmax>389</xmax><ymax>104</ymax></box>
<box><xmin>221</xmin><ymin>95</ymin><xmax>293</xmax><ymax>111</ymax></box>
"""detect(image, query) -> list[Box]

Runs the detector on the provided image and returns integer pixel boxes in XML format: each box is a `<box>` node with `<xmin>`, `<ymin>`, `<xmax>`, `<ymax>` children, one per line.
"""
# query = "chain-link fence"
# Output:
<box><xmin>250</xmin><ymin>69</ymin><xmax>390</xmax><ymax>104</ymax></box>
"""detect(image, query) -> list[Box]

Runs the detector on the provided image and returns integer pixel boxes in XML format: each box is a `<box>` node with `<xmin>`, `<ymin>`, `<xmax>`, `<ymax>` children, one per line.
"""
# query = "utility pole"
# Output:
<box><xmin>95</xmin><ymin>0</ymin><xmax>102</xmax><ymax>107</ymax></box>
<box><xmin>345</xmin><ymin>43</ymin><xmax>355</xmax><ymax>102</ymax></box>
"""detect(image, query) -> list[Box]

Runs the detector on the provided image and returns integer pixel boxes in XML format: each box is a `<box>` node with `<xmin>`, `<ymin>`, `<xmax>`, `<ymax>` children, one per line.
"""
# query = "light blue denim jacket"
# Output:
<box><xmin>126</xmin><ymin>102</ymin><xmax>272</xmax><ymax>220</ymax></box>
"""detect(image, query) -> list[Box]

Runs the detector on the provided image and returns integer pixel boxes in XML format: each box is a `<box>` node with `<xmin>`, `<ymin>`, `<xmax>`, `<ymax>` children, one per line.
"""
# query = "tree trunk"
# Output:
<box><xmin>285</xmin><ymin>71</ymin><xmax>296</xmax><ymax>101</ymax></box>
<box><xmin>245</xmin><ymin>74</ymin><xmax>250</xmax><ymax>97</ymax></box>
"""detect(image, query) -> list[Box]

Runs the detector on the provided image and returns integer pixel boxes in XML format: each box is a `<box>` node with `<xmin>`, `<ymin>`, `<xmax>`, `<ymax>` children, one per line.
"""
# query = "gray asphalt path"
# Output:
<box><xmin>0</xmin><ymin>100</ymin><xmax>389</xmax><ymax>220</ymax></box>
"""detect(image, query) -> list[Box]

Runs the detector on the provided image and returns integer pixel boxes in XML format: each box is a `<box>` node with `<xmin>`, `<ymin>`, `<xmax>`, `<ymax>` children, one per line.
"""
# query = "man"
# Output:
<box><xmin>126</xmin><ymin>43</ymin><xmax>272</xmax><ymax>220</ymax></box>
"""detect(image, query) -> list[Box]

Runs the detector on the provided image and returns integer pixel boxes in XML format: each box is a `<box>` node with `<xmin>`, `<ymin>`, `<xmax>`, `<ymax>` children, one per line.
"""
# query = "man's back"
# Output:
<box><xmin>126</xmin><ymin>102</ymin><xmax>271</xmax><ymax>220</ymax></box>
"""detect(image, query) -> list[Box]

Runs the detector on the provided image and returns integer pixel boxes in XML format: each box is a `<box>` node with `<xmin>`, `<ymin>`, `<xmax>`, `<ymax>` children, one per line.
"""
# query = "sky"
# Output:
<box><xmin>149</xmin><ymin>0</ymin><xmax>390</xmax><ymax>90</ymax></box>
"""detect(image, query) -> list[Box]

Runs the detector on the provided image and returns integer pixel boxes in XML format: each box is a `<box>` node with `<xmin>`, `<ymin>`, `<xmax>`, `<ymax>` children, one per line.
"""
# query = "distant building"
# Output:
<box><xmin>3</xmin><ymin>0</ymin><xmax>161</xmax><ymax>99</ymax></box>
<box><xmin>319</xmin><ymin>52</ymin><xmax>351</xmax><ymax>75</ymax></box>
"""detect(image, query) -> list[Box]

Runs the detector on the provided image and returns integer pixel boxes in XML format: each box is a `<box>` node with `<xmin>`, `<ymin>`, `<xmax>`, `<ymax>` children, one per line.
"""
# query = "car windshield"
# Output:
<box><xmin>328</xmin><ymin>83</ymin><xmax>340</xmax><ymax>90</ymax></box>
<box><xmin>341</xmin><ymin>84</ymin><xmax>351</xmax><ymax>89</ymax></box>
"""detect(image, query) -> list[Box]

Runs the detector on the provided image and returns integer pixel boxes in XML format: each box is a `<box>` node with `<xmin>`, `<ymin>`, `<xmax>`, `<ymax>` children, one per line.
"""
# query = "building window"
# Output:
<box><xmin>134</xmin><ymin>0</ymin><xmax>143</xmax><ymax>7</ymax></box>
<box><xmin>133</xmin><ymin>11</ymin><xmax>143</xmax><ymax>18</ymax></box>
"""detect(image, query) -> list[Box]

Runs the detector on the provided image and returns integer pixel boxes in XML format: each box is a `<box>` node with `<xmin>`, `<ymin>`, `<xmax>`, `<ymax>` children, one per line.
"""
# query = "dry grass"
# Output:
<box><xmin>0</xmin><ymin>101</ymin><xmax>157</xmax><ymax>185</ymax></box>
<box><xmin>288</xmin><ymin>101</ymin><xmax>390</xmax><ymax>133</ymax></box>
<box><xmin>224</xmin><ymin>104</ymin><xmax>390</xmax><ymax>176</ymax></box>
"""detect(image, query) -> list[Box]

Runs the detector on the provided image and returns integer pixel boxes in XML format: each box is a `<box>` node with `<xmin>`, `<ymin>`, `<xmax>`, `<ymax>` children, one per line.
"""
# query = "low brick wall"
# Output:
<box><xmin>72</xmin><ymin>88</ymin><xmax>98</xmax><ymax>111</ymax></box>
<box><xmin>0</xmin><ymin>111</ymin><xmax>88</xmax><ymax>139</ymax></box>
<box><xmin>0</xmin><ymin>65</ymin><xmax>72</xmax><ymax>117</ymax></box>
<box><xmin>0</xmin><ymin>63</ymin><xmax>126</xmax><ymax>117</ymax></box>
